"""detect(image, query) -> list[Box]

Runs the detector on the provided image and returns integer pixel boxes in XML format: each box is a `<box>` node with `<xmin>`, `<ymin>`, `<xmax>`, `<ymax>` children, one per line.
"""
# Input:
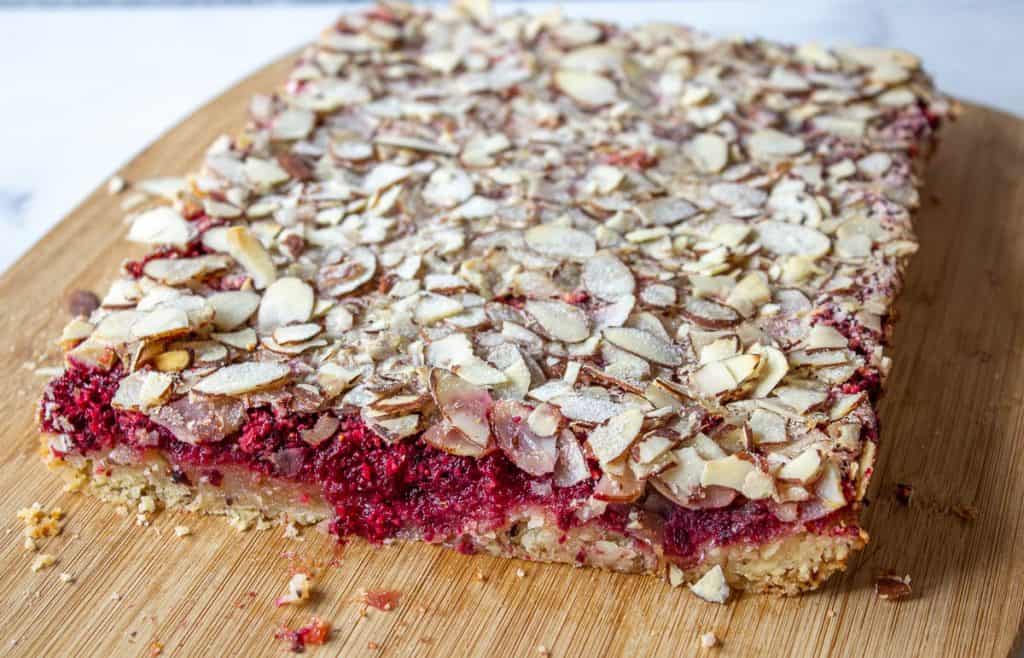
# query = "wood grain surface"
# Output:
<box><xmin>0</xmin><ymin>49</ymin><xmax>1022</xmax><ymax>658</ymax></box>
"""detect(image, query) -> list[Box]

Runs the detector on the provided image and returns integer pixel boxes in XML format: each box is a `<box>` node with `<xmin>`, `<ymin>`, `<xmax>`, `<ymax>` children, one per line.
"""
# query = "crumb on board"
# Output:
<box><xmin>515</xmin><ymin>568</ymin><xmax>526</xmax><ymax>578</ymax></box>
<box><xmin>59</xmin><ymin>572</ymin><xmax>75</xmax><ymax>584</ymax></box>
<box><xmin>30</xmin><ymin>554</ymin><xmax>56</xmax><ymax>573</ymax></box>
<box><xmin>173</xmin><ymin>525</ymin><xmax>191</xmax><ymax>537</ymax></box>
<box><xmin>275</xmin><ymin>572</ymin><xmax>312</xmax><ymax>607</ymax></box>
<box><xmin>537</xmin><ymin>644</ymin><xmax>551</xmax><ymax>656</ymax></box>
<box><xmin>700</xmin><ymin>631</ymin><xmax>719</xmax><ymax>648</ymax></box>
<box><xmin>107</xmin><ymin>176</ymin><xmax>126</xmax><ymax>195</ymax></box>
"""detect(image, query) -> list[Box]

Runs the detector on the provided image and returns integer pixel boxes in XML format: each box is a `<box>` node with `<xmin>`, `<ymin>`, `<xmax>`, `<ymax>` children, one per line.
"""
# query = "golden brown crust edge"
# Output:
<box><xmin>42</xmin><ymin>435</ymin><xmax>865</xmax><ymax>596</ymax></box>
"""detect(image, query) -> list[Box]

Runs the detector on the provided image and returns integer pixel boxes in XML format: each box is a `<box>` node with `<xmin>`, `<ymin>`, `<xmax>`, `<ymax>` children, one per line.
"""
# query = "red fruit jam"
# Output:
<box><xmin>39</xmin><ymin>363</ymin><xmax>840</xmax><ymax>561</ymax></box>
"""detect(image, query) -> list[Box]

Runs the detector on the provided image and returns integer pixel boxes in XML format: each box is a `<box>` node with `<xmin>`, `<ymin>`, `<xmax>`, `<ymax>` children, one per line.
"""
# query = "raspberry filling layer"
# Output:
<box><xmin>39</xmin><ymin>363</ymin><xmax>847</xmax><ymax>561</ymax></box>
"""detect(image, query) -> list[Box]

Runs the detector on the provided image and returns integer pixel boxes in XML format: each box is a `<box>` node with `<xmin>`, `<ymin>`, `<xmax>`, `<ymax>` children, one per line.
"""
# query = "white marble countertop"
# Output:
<box><xmin>1</xmin><ymin>1</ymin><xmax>1020</xmax><ymax>274</ymax></box>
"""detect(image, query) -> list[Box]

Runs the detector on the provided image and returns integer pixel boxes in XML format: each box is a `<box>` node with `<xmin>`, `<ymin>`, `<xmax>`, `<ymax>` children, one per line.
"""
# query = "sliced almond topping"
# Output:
<box><xmin>154</xmin><ymin>349</ymin><xmax>192</xmax><ymax>372</ymax></box>
<box><xmin>603</xmin><ymin>327</ymin><xmax>682</xmax><ymax>367</ymax></box>
<box><xmin>208</xmin><ymin>291</ymin><xmax>261</xmax><ymax>332</ymax></box>
<box><xmin>815</xmin><ymin>461</ymin><xmax>847</xmax><ymax>509</ymax></box>
<box><xmin>212</xmin><ymin>328</ymin><xmax>258</xmax><ymax>351</ymax></box>
<box><xmin>749</xmin><ymin>408</ymin><xmax>787</xmax><ymax>444</ymax></box>
<box><xmin>777</xmin><ymin>449</ymin><xmax>822</xmax><ymax>483</ymax></box>
<box><xmin>526</xmin><ymin>403</ymin><xmax>563</xmax><ymax>437</ymax></box>
<box><xmin>553</xmin><ymin>429</ymin><xmax>589</xmax><ymax>487</ymax></box>
<box><xmin>491</xmin><ymin>399</ymin><xmax>557</xmax><ymax>476</ymax></box>
<box><xmin>273</xmin><ymin>323</ymin><xmax>322</xmax><ymax>345</ymax></box>
<box><xmin>587</xmin><ymin>407</ymin><xmax>644</xmax><ymax>465</ymax></box>
<box><xmin>452</xmin><ymin>357</ymin><xmax>508</xmax><ymax>386</ymax></box>
<box><xmin>415</xmin><ymin>294</ymin><xmax>465</xmax><ymax>325</ymax></box>
<box><xmin>317</xmin><ymin>247</ymin><xmax>377</xmax><ymax>297</ymax></box>
<box><xmin>423</xmin><ymin>421</ymin><xmax>488</xmax><ymax>457</ymax></box>
<box><xmin>127</xmin><ymin>207</ymin><xmax>196</xmax><ymax>247</ymax></box>
<box><xmin>524</xmin><ymin>224</ymin><xmax>597</xmax><ymax>260</ymax></box>
<box><xmin>681</xmin><ymin>297</ymin><xmax>740</xmax><ymax>329</ymax></box>
<box><xmin>525</xmin><ymin>299</ymin><xmax>590</xmax><ymax>343</ymax></box>
<box><xmin>258</xmin><ymin>277</ymin><xmax>315</xmax><ymax>332</ymax></box>
<box><xmin>422</xmin><ymin>168</ymin><xmax>475</xmax><ymax>208</ymax></box>
<box><xmin>755</xmin><ymin>221</ymin><xmax>831</xmax><ymax>259</ymax></box>
<box><xmin>582</xmin><ymin>251</ymin><xmax>635</xmax><ymax>302</ymax></box>
<box><xmin>685</xmin><ymin>133</ymin><xmax>729</xmax><ymax>173</ymax></box>
<box><xmin>130</xmin><ymin>307</ymin><xmax>190</xmax><ymax>341</ymax></box>
<box><xmin>430</xmin><ymin>370</ymin><xmax>493</xmax><ymax>447</ymax></box>
<box><xmin>636</xmin><ymin>197</ymin><xmax>698</xmax><ymax>226</ymax></box>
<box><xmin>747</xmin><ymin>129</ymin><xmax>805</xmax><ymax>160</ymax></box>
<box><xmin>193</xmin><ymin>361</ymin><xmax>291</xmax><ymax>396</ymax></box>
<box><xmin>225</xmin><ymin>226</ymin><xmax>277</xmax><ymax>290</ymax></box>
<box><xmin>701</xmin><ymin>454</ymin><xmax>755</xmax><ymax>491</ymax></box>
<box><xmin>271</xmin><ymin>108</ymin><xmax>315</xmax><ymax>141</ymax></box>
<box><xmin>553</xmin><ymin>69</ymin><xmax>619</xmax><ymax>107</ymax></box>
<box><xmin>143</xmin><ymin>255</ymin><xmax>230</xmax><ymax>286</ymax></box>
<box><xmin>806</xmin><ymin>324</ymin><xmax>848</xmax><ymax>349</ymax></box>
<box><xmin>138</xmin><ymin>371</ymin><xmax>175</xmax><ymax>408</ymax></box>
<box><xmin>749</xmin><ymin>345</ymin><xmax>789</xmax><ymax>398</ymax></box>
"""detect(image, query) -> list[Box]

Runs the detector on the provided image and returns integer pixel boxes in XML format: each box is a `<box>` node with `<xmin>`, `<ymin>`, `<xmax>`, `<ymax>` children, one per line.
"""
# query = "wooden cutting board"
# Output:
<box><xmin>1</xmin><ymin>48</ymin><xmax>1023</xmax><ymax>658</ymax></box>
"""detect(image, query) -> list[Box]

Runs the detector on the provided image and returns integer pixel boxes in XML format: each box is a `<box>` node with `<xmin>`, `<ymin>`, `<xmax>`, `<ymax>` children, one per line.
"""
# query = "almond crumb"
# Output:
<box><xmin>700</xmin><ymin>631</ymin><xmax>718</xmax><ymax>648</ymax></box>
<box><xmin>875</xmin><ymin>573</ymin><xmax>912</xmax><ymax>601</ymax></box>
<box><xmin>515</xmin><ymin>568</ymin><xmax>526</xmax><ymax>578</ymax></box>
<box><xmin>173</xmin><ymin>525</ymin><xmax>191</xmax><ymax>537</ymax></box>
<box><xmin>537</xmin><ymin>644</ymin><xmax>551</xmax><ymax>656</ymax></box>
<box><xmin>275</xmin><ymin>572</ymin><xmax>312</xmax><ymax>607</ymax></box>
<box><xmin>689</xmin><ymin>565</ymin><xmax>731</xmax><ymax>604</ymax></box>
<box><xmin>59</xmin><ymin>572</ymin><xmax>75</xmax><ymax>584</ymax></box>
<box><xmin>30</xmin><ymin>554</ymin><xmax>56</xmax><ymax>572</ymax></box>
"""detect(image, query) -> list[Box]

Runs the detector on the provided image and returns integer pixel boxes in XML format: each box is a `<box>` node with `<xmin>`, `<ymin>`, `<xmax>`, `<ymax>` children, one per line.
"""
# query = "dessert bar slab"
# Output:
<box><xmin>38</xmin><ymin>0</ymin><xmax>951</xmax><ymax>596</ymax></box>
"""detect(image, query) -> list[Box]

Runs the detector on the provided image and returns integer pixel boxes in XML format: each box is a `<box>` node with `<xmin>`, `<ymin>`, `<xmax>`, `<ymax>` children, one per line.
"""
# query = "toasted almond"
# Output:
<box><xmin>749</xmin><ymin>408</ymin><xmax>787</xmax><ymax>444</ymax></box>
<box><xmin>636</xmin><ymin>197</ymin><xmax>698</xmax><ymax>226</ymax></box>
<box><xmin>225</xmin><ymin>226</ymin><xmax>276</xmax><ymax>290</ymax></box>
<box><xmin>422</xmin><ymin>168</ymin><xmax>475</xmax><ymax>208</ymax></box>
<box><xmin>526</xmin><ymin>403</ymin><xmax>563</xmax><ymax>437</ymax></box>
<box><xmin>143</xmin><ymin>255</ymin><xmax>230</xmax><ymax>286</ymax></box>
<box><xmin>193</xmin><ymin>361</ymin><xmax>291</xmax><ymax>396</ymax></box>
<box><xmin>154</xmin><ymin>349</ymin><xmax>192</xmax><ymax>372</ymax></box>
<box><xmin>749</xmin><ymin>345</ymin><xmax>789</xmax><ymax>398</ymax></box>
<box><xmin>415</xmin><ymin>294</ymin><xmax>465</xmax><ymax>325</ymax></box>
<box><xmin>317</xmin><ymin>247</ymin><xmax>377</xmax><ymax>297</ymax></box>
<box><xmin>430</xmin><ymin>369</ymin><xmax>493</xmax><ymax>447</ymax></box>
<box><xmin>127</xmin><ymin>207</ymin><xmax>196</xmax><ymax>247</ymax></box>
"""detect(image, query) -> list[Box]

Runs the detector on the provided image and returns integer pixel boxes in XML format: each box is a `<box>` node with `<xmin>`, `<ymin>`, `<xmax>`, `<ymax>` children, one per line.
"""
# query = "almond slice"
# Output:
<box><xmin>208</xmin><ymin>291</ymin><xmax>261</xmax><ymax>332</ymax></box>
<box><xmin>747</xmin><ymin>129</ymin><xmax>805</xmax><ymax>160</ymax></box>
<box><xmin>143</xmin><ymin>255</ymin><xmax>231</xmax><ymax>286</ymax></box>
<box><xmin>777</xmin><ymin>448</ymin><xmax>822</xmax><ymax>483</ymax></box>
<box><xmin>430</xmin><ymin>369</ymin><xmax>493</xmax><ymax>447</ymax></box>
<box><xmin>681</xmin><ymin>297</ymin><xmax>740</xmax><ymax>329</ymax></box>
<box><xmin>271</xmin><ymin>107</ymin><xmax>315</xmax><ymax>141</ymax></box>
<box><xmin>685</xmin><ymin>133</ymin><xmax>729</xmax><ymax>173</ymax></box>
<box><xmin>317</xmin><ymin>247</ymin><xmax>377</xmax><ymax>297</ymax></box>
<box><xmin>422</xmin><ymin>168</ymin><xmax>475</xmax><ymax>208</ymax></box>
<box><xmin>636</xmin><ymin>197</ymin><xmax>697</xmax><ymax>226</ymax></box>
<box><xmin>756</xmin><ymin>221</ymin><xmax>831</xmax><ymax>259</ymax></box>
<box><xmin>525</xmin><ymin>299</ymin><xmax>590</xmax><ymax>343</ymax></box>
<box><xmin>587</xmin><ymin>407</ymin><xmax>644</xmax><ymax>465</ymax></box>
<box><xmin>273</xmin><ymin>323</ymin><xmax>322</xmax><ymax>345</ymax></box>
<box><xmin>582</xmin><ymin>251</ymin><xmax>635</xmax><ymax>302</ymax></box>
<box><xmin>130</xmin><ymin>307</ymin><xmax>190</xmax><ymax>341</ymax></box>
<box><xmin>492</xmin><ymin>400</ymin><xmax>558</xmax><ymax>476</ymax></box>
<box><xmin>225</xmin><ymin>226</ymin><xmax>277</xmax><ymax>290</ymax></box>
<box><xmin>212</xmin><ymin>328</ymin><xmax>258</xmax><ymax>351</ymax></box>
<box><xmin>524</xmin><ymin>224</ymin><xmax>596</xmax><ymax>260</ymax></box>
<box><xmin>127</xmin><ymin>207</ymin><xmax>196</xmax><ymax>247</ymax></box>
<box><xmin>553</xmin><ymin>69</ymin><xmax>619</xmax><ymax>107</ymax></box>
<box><xmin>415</xmin><ymin>294</ymin><xmax>465</xmax><ymax>325</ymax></box>
<box><xmin>258</xmin><ymin>277</ymin><xmax>315</xmax><ymax>332</ymax></box>
<box><xmin>193</xmin><ymin>361</ymin><xmax>291</xmax><ymax>396</ymax></box>
<box><xmin>553</xmin><ymin>429</ymin><xmax>589</xmax><ymax>487</ymax></box>
<box><xmin>749</xmin><ymin>345</ymin><xmax>789</xmax><ymax>398</ymax></box>
<box><xmin>602</xmin><ymin>327</ymin><xmax>682</xmax><ymax>367</ymax></box>
<box><xmin>689</xmin><ymin>565</ymin><xmax>730</xmax><ymax>604</ymax></box>
<box><xmin>749</xmin><ymin>408</ymin><xmax>788</xmax><ymax>444</ymax></box>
